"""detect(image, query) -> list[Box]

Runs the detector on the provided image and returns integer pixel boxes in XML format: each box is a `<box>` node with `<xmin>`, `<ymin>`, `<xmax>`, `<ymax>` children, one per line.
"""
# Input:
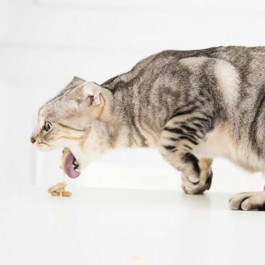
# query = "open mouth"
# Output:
<box><xmin>63</xmin><ymin>150</ymin><xmax>81</xmax><ymax>179</ymax></box>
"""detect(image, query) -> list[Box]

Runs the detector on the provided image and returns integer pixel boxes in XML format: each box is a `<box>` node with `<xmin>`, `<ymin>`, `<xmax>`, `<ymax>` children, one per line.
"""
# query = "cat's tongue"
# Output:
<box><xmin>63</xmin><ymin>151</ymin><xmax>81</xmax><ymax>178</ymax></box>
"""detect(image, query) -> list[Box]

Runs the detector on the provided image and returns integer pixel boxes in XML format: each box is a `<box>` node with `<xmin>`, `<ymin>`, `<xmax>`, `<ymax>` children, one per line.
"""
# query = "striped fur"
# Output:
<box><xmin>32</xmin><ymin>46</ymin><xmax>265</xmax><ymax>210</ymax></box>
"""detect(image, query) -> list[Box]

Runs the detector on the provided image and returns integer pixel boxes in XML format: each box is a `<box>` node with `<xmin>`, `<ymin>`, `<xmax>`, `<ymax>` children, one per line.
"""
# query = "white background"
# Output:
<box><xmin>1</xmin><ymin>0</ymin><xmax>265</xmax><ymax>191</ymax></box>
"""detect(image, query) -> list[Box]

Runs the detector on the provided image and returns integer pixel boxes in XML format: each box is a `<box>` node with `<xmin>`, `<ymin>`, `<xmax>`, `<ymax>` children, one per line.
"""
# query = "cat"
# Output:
<box><xmin>31</xmin><ymin>46</ymin><xmax>265</xmax><ymax>211</ymax></box>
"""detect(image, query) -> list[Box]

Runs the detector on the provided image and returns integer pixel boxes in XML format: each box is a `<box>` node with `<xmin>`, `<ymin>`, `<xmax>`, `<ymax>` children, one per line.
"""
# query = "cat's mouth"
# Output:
<box><xmin>63</xmin><ymin>150</ymin><xmax>81</xmax><ymax>179</ymax></box>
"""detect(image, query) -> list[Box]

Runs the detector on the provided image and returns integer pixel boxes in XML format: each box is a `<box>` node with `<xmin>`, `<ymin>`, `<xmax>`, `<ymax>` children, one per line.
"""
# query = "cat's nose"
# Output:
<box><xmin>30</xmin><ymin>136</ymin><xmax>36</xmax><ymax>144</ymax></box>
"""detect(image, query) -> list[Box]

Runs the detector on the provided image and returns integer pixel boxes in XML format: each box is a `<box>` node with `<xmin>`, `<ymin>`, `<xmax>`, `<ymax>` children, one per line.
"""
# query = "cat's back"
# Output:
<box><xmin>103</xmin><ymin>46</ymin><xmax>265</xmax><ymax>90</ymax></box>
<box><xmin>134</xmin><ymin>45</ymin><xmax>265</xmax><ymax>74</ymax></box>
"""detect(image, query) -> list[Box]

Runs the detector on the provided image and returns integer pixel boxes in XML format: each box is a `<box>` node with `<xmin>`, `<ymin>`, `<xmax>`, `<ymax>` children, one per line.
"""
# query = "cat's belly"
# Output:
<box><xmin>192</xmin><ymin>123</ymin><xmax>265</xmax><ymax>173</ymax></box>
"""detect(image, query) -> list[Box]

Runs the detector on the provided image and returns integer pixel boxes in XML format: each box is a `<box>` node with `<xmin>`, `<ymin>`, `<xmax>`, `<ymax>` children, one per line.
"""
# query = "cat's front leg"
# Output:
<box><xmin>181</xmin><ymin>158</ymin><xmax>213</xmax><ymax>194</ymax></box>
<box><xmin>229</xmin><ymin>188</ymin><xmax>265</xmax><ymax>211</ymax></box>
<box><xmin>160</xmin><ymin>110</ymin><xmax>214</xmax><ymax>194</ymax></box>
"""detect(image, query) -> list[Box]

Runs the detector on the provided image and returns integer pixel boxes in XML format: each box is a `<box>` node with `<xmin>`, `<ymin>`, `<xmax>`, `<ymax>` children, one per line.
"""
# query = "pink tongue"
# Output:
<box><xmin>64</xmin><ymin>152</ymin><xmax>81</xmax><ymax>179</ymax></box>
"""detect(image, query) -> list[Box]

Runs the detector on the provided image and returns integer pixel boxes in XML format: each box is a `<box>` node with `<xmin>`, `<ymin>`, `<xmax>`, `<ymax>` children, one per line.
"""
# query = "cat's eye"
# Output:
<box><xmin>43</xmin><ymin>122</ymin><xmax>52</xmax><ymax>132</ymax></box>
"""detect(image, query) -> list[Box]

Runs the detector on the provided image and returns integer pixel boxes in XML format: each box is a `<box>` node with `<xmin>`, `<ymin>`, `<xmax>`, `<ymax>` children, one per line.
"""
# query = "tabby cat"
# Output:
<box><xmin>31</xmin><ymin>46</ymin><xmax>265</xmax><ymax>211</ymax></box>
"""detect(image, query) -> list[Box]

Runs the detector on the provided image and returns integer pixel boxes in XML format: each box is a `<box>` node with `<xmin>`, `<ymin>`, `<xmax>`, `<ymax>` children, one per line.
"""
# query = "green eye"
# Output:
<box><xmin>44</xmin><ymin>122</ymin><xmax>52</xmax><ymax>132</ymax></box>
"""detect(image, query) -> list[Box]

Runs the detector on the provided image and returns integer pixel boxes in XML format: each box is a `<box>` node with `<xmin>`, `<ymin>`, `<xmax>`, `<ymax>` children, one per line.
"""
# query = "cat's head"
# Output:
<box><xmin>30</xmin><ymin>76</ymin><xmax>105</xmax><ymax>178</ymax></box>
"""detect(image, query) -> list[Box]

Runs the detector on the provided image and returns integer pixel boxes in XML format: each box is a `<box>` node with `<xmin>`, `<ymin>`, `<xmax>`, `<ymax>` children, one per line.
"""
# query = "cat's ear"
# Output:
<box><xmin>72</xmin><ymin>76</ymin><xmax>86</xmax><ymax>83</ymax></box>
<box><xmin>82</xmin><ymin>82</ymin><xmax>102</xmax><ymax>106</ymax></box>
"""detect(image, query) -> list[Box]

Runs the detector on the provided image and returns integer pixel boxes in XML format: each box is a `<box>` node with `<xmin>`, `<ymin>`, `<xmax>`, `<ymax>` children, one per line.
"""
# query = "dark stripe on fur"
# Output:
<box><xmin>164</xmin><ymin>126</ymin><xmax>200</xmax><ymax>145</ymax></box>
<box><xmin>249</xmin><ymin>88</ymin><xmax>265</xmax><ymax>154</ymax></box>
<box><xmin>164</xmin><ymin>127</ymin><xmax>185</xmax><ymax>135</ymax></box>
<box><xmin>130</xmin><ymin>116</ymin><xmax>148</xmax><ymax>147</ymax></box>
<box><xmin>169</xmin><ymin>137</ymin><xmax>179</xmax><ymax>141</ymax></box>
<box><xmin>181</xmin><ymin>124</ymin><xmax>198</xmax><ymax>134</ymax></box>
<box><xmin>170</xmin><ymin>106</ymin><xmax>198</xmax><ymax>119</ymax></box>
<box><xmin>182</xmin><ymin>153</ymin><xmax>200</xmax><ymax>175</ymax></box>
<box><xmin>163</xmin><ymin>145</ymin><xmax>176</xmax><ymax>151</ymax></box>
<box><xmin>177</xmin><ymin>135</ymin><xmax>199</xmax><ymax>145</ymax></box>
<box><xmin>183</xmin><ymin>144</ymin><xmax>192</xmax><ymax>150</ymax></box>
<box><xmin>58</xmin><ymin>122</ymin><xmax>84</xmax><ymax>132</ymax></box>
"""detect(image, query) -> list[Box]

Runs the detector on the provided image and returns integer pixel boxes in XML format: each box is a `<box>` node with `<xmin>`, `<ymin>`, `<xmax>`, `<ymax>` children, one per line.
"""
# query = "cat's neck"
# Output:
<box><xmin>95</xmin><ymin>87</ymin><xmax>114</xmax><ymax>122</ymax></box>
<box><xmin>91</xmin><ymin>88</ymin><xmax>132</xmax><ymax>149</ymax></box>
<box><xmin>91</xmin><ymin>86</ymin><xmax>158</xmax><ymax>150</ymax></box>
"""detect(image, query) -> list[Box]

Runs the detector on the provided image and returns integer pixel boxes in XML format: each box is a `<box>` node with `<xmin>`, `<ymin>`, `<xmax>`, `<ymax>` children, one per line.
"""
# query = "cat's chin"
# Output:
<box><xmin>36</xmin><ymin>142</ymin><xmax>54</xmax><ymax>151</ymax></box>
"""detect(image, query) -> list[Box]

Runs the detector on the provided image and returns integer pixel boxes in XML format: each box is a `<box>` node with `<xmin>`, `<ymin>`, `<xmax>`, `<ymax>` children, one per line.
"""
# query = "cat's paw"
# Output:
<box><xmin>181</xmin><ymin>170</ymin><xmax>212</xmax><ymax>195</ymax></box>
<box><xmin>229</xmin><ymin>191</ymin><xmax>265</xmax><ymax>211</ymax></box>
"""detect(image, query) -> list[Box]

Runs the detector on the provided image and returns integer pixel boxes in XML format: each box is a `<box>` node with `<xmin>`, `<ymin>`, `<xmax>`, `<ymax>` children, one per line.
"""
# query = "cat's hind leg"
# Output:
<box><xmin>160</xmin><ymin>109</ymin><xmax>214</xmax><ymax>194</ymax></box>
<box><xmin>229</xmin><ymin>189</ymin><xmax>265</xmax><ymax>211</ymax></box>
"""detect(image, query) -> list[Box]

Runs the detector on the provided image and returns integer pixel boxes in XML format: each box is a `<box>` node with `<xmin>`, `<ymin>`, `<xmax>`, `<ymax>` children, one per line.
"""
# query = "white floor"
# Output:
<box><xmin>3</xmin><ymin>2</ymin><xmax>265</xmax><ymax>264</ymax></box>
<box><xmin>1</xmin><ymin>184</ymin><xmax>265</xmax><ymax>265</ymax></box>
